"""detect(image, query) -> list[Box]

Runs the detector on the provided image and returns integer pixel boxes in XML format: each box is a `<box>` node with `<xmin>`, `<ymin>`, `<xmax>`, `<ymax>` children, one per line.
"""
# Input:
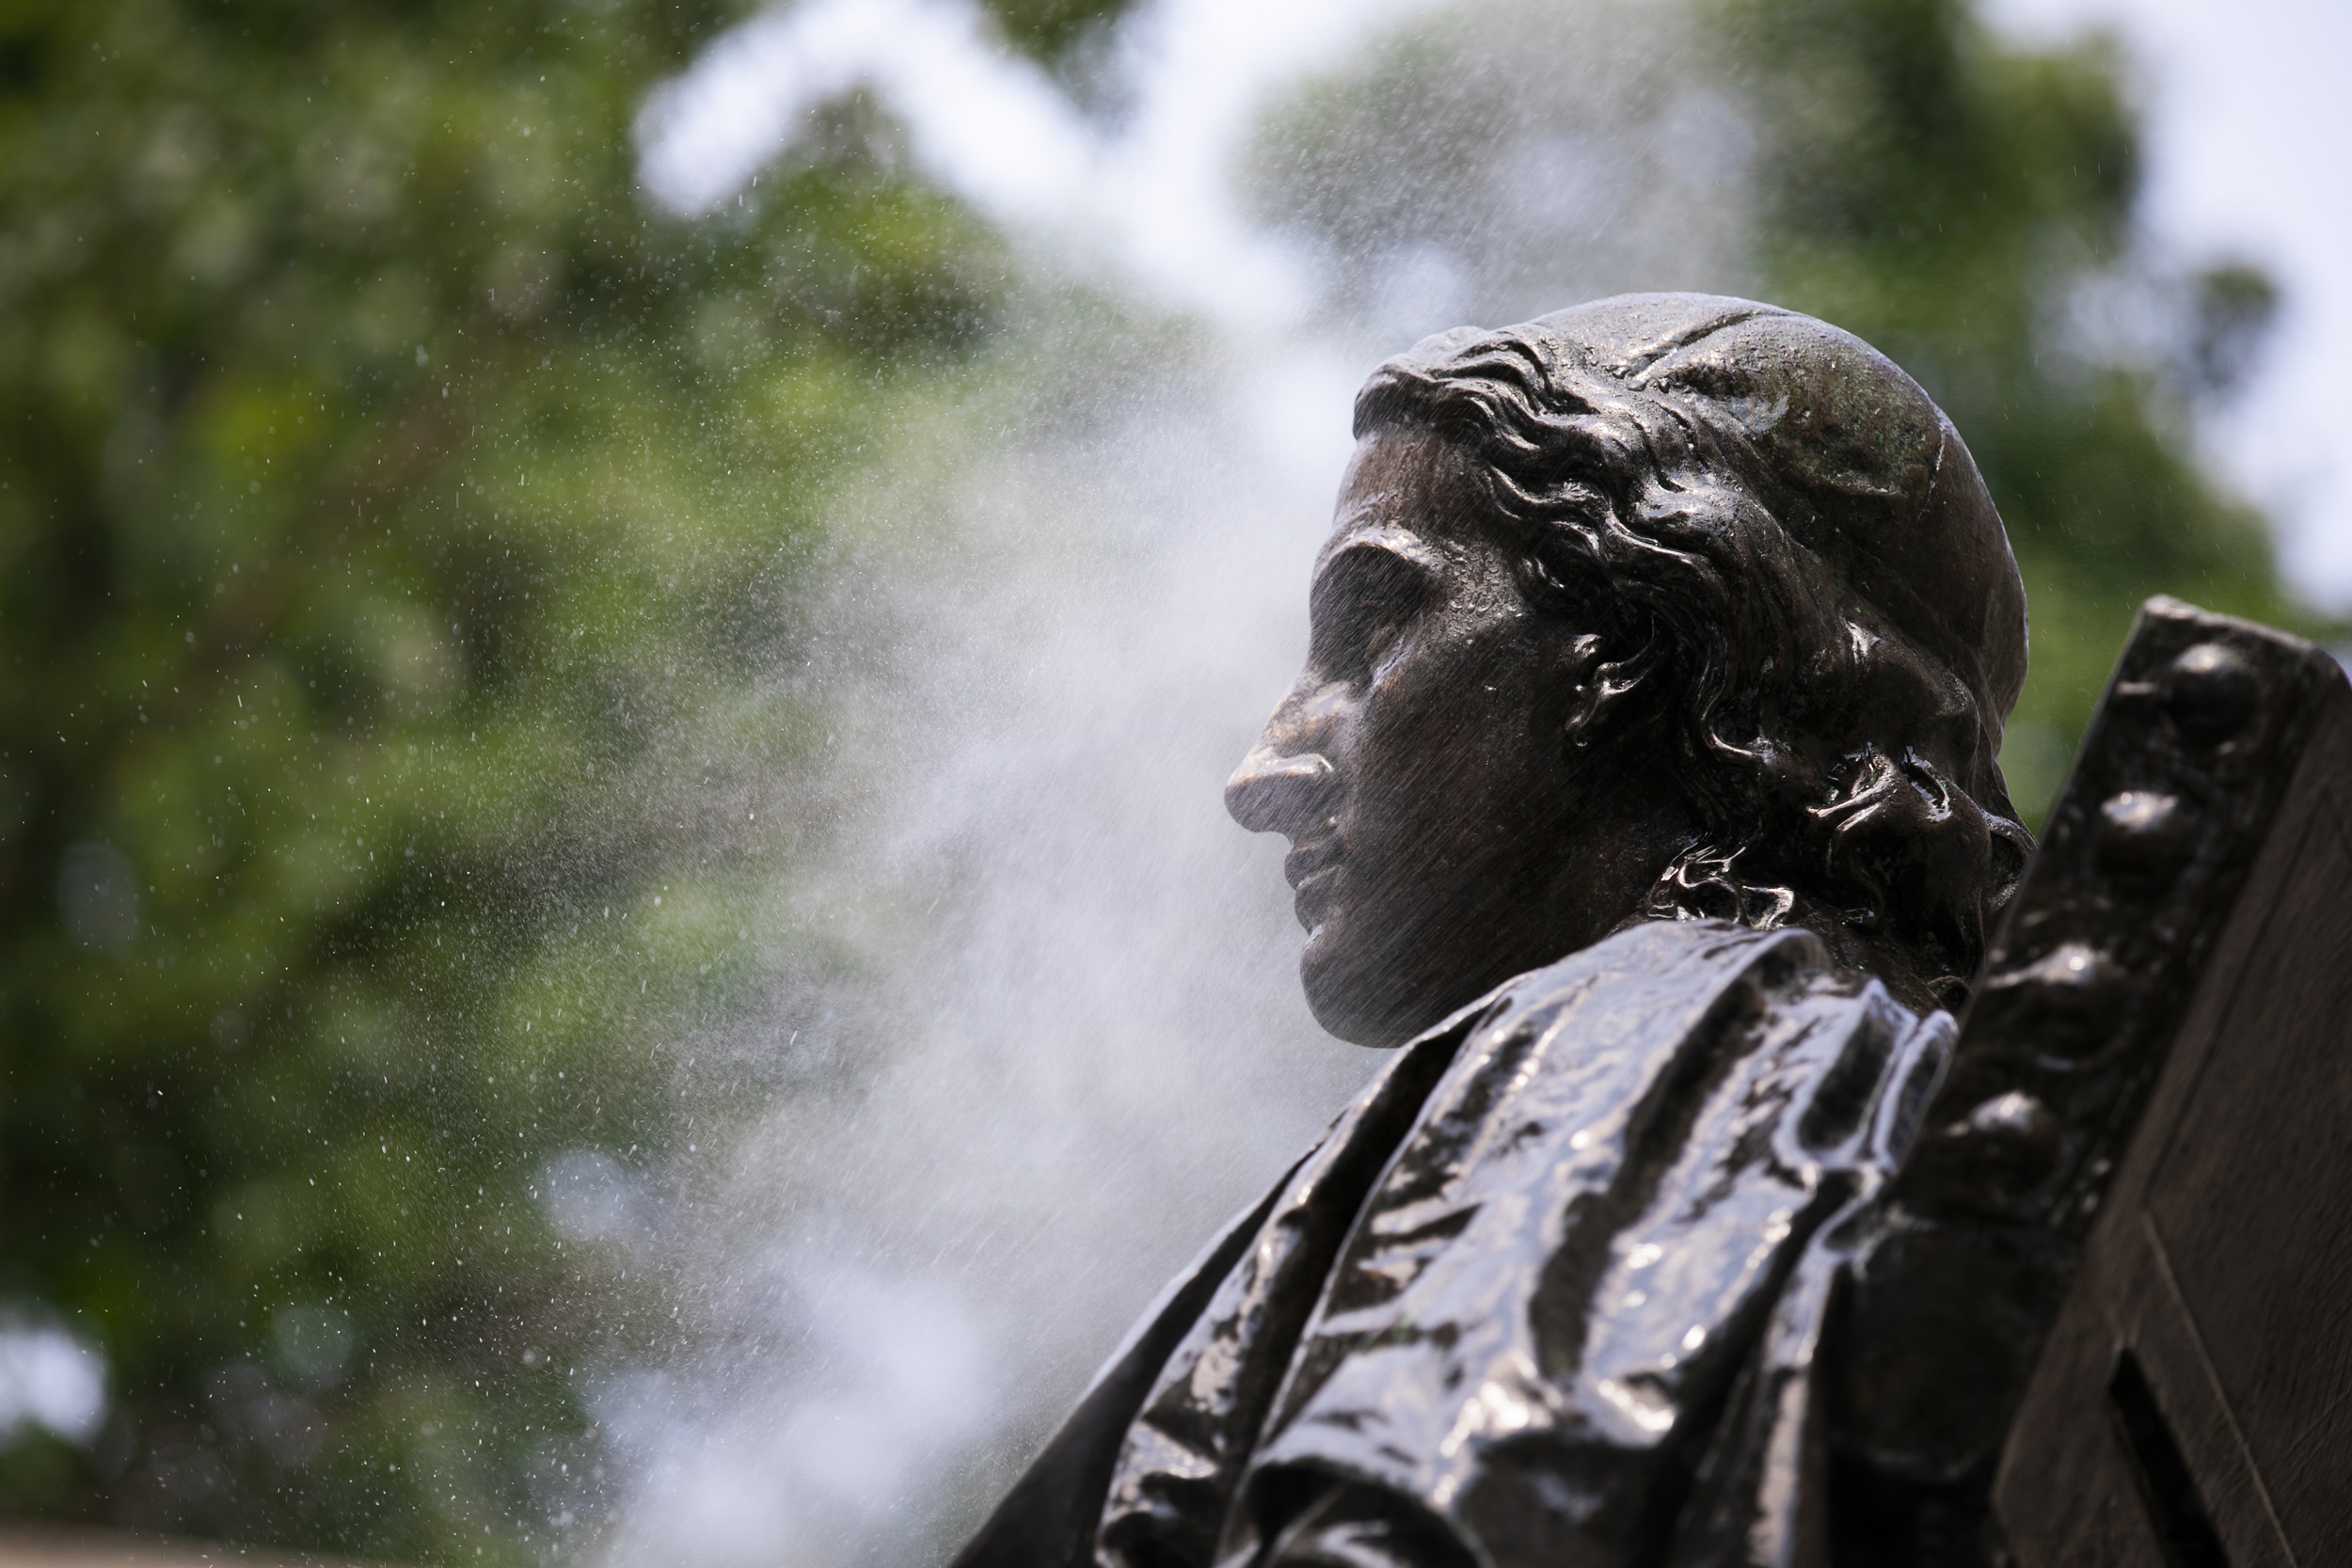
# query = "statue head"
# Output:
<box><xmin>1226</xmin><ymin>293</ymin><xmax>2033</xmax><ymax>1046</ymax></box>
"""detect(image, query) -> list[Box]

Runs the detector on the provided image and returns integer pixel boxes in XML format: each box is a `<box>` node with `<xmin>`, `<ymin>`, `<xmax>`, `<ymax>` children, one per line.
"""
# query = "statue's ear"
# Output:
<box><xmin>1561</xmin><ymin>621</ymin><xmax>1662</xmax><ymax>747</ymax></box>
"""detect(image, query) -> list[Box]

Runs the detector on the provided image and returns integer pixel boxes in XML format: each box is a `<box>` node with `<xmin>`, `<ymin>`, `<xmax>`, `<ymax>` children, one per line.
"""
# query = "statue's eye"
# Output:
<box><xmin>1311</xmin><ymin>546</ymin><xmax>1431</xmax><ymax>684</ymax></box>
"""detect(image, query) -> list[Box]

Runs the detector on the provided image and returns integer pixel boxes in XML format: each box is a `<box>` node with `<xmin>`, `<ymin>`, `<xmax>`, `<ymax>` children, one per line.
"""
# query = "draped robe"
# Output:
<box><xmin>951</xmin><ymin>920</ymin><xmax>1953</xmax><ymax>1568</ymax></box>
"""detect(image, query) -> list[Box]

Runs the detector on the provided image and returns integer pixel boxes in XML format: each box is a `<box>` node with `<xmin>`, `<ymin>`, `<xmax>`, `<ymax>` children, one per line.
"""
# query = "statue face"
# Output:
<box><xmin>1226</xmin><ymin>425</ymin><xmax>1689</xmax><ymax>1047</ymax></box>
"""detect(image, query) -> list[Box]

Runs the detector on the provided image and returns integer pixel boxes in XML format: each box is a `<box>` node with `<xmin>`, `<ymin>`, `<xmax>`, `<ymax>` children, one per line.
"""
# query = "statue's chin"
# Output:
<box><xmin>1300</xmin><ymin>929</ymin><xmax>1422</xmax><ymax>1050</ymax></box>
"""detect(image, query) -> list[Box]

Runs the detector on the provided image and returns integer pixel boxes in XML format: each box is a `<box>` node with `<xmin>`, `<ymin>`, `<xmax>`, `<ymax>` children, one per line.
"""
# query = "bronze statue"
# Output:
<box><xmin>948</xmin><ymin>294</ymin><xmax>2352</xmax><ymax>1566</ymax></box>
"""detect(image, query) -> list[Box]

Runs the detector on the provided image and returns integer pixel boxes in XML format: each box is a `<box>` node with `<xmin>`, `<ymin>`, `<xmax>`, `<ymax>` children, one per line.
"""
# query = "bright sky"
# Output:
<box><xmin>1984</xmin><ymin>0</ymin><xmax>2352</xmax><ymax>608</ymax></box>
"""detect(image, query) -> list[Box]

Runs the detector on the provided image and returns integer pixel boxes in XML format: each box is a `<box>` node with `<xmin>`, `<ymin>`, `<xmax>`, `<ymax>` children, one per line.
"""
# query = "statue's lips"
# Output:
<box><xmin>1285</xmin><ymin>836</ymin><xmax>1343</xmax><ymax>927</ymax></box>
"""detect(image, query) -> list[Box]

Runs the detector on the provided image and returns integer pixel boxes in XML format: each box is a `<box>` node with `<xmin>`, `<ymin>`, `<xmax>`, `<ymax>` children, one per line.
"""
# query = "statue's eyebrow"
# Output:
<box><xmin>1313</xmin><ymin>524</ymin><xmax>1444</xmax><ymax>581</ymax></box>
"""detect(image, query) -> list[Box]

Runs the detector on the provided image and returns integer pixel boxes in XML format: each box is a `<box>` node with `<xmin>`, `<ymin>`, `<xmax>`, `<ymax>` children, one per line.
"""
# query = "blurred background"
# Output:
<box><xmin>0</xmin><ymin>0</ymin><xmax>2341</xmax><ymax>1562</ymax></box>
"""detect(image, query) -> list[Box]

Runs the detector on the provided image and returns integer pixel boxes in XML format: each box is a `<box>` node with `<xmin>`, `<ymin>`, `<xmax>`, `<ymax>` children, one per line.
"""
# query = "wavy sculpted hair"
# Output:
<box><xmin>1357</xmin><ymin>295</ymin><xmax>2036</xmax><ymax>999</ymax></box>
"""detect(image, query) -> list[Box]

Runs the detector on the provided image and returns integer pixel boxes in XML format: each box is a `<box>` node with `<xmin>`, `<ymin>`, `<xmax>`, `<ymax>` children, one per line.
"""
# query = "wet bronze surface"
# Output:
<box><xmin>949</xmin><ymin>295</ymin><xmax>2352</xmax><ymax>1566</ymax></box>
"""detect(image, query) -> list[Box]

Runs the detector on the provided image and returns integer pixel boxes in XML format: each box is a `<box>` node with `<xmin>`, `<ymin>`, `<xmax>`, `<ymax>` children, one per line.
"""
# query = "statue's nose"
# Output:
<box><xmin>1225</xmin><ymin>747</ymin><xmax>1338</xmax><ymax>835</ymax></box>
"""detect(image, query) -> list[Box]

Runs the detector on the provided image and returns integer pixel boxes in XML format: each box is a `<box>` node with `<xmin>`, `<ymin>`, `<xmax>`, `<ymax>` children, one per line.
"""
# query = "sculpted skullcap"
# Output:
<box><xmin>1373</xmin><ymin>293</ymin><xmax>2028</xmax><ymax>800</ymax></box>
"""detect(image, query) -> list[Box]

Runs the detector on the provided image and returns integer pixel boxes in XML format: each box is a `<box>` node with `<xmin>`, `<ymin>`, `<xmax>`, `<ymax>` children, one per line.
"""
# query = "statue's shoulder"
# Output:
<box><xmin>1451</xmin><ymin>914</ymin><xmax>1929</xmax><ymax>1059</ymax></box>
<box><xmin>1395</xmin><ymin>915</ymin><xmax>1956</xmax><ymax>1196</ymax></box>
<box><xmin>1215</xmin><ymin>917</ymin><xmax>1954</xmax><ymax>1564</ymax></box>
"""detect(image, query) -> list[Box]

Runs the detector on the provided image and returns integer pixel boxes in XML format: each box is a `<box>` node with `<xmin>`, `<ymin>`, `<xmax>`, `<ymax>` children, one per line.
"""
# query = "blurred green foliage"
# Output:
<box><xmin>0</xmin><ymin>0</ymin><xmax>1089</xmax><ymax>1559</ymax></box>
<box><xmin>988</xmin><ymin>0</ymin><xmax>1132</xmax><ymax>62</ymax></box>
